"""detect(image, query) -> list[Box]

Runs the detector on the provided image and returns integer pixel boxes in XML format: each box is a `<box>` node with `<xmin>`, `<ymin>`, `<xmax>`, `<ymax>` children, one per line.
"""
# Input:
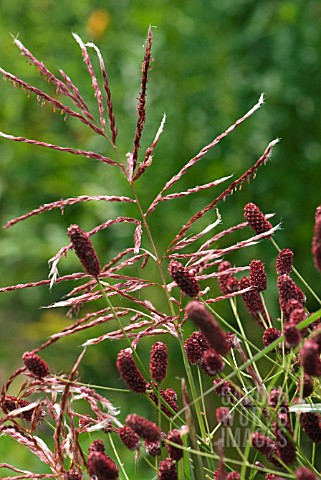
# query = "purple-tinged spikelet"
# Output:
<box><xmin>184</xmin><ymin>334</ymin><xmax>204</xmax><ymax>365</ymax></box>
<box><xmin>312</xmin><ymin>205</ymin><xmax>321</xmax><ymax>272</ymax></box>
<box><xmin>217</xmin><ymin>260</ymin><xmax>233</xmax><ymax>295</ymax></box>
<box><xmin>145</xmin><ymin>439</ymin><xmax>161</xmax><ymax>457</ymax></box>
<box><xmin>300</xmin><ymin>340</ymin><xmax>321</xmax><ymax>376</ymax></box>
<box><xmin>87</xmin><ymin>451</ymin><xmax>119</xmax><ymax>479</ymax></box>
<box><xmin>277</xmin><ymin>274</ymin><xmax>306</xmax><ymax>315</ymax></box>
<box><xmin>116</xmin><ymin>348</ymin><xmax>147</xmax><ymax>393</ymax></box>
<box><xmin>274</xmin><ymin>412</ymin><xmax>296</xmax><ymax>465</ymax></box>
<box><xmin>276</xmin><ymin>248</ymin><xmax>294</xmax><ymax>275</ymax></box>
<box><xmin>263</xmin><ymin>327</ymin><xmax>281</xmax><ymax>348</ymax></box>
<box><xmin>158</xmin><ymin>458</ymin><xmax>177</xmax><ymax>480</ymax></box>
<box><xmin>168</xmin><ymin>260</ymin><xmax>200</xmax><ymax>297</ymax></box>
<box><xmin>244</xmin><ymin>202</ymin><xmax>272</xmax><ymax>236</ymax></box>
<box><xmin>250</xmin><ymin>259</ymin><xmax>267</xmax><ymax>291</ymax></box>
<box><xmin>67</xmin><ymin>224</ymin><xmax>101</xmax><ymax>277</ymax></box>
<box><xmin>300</xmin><ymin>412</ymin><xmax>321</xmax><ymax>443</ymax></box>
<box><xmin>226</xmin><ymin>473</ymin><xmax>240</xmax><ymax>480</ymax></box>
<box><xmin>150</xmin><ymin>341</ymin><xmax>168</xmax><ymax>383</ymax></box>
<box><xmin>118</xmin><ymin>425</ymin><xmax>141</xmax><ymax>450</ymax></box>
<box><xmin>298</xmin><ymin>374</ymin><xmax>314</xmax><ymax>397</ymax></box>
<box><xmin>216</xmin><ymin>407</ymin><xmax>232</xmax><ymax>426</ymax></box>
<box><xmin>295</xmin><ymin>466</ymin><xmax>319</xmax><ymax>480</ymax></box>
<box><xmin>284</xmin><ymin>322</ymin><xmax>301</xmax><ymax>348</ymax></box>
<box><xmin>202</xmin><ymin>349</ymin><xmax>225</xmax><ymax>375</ymax></box>
<box><xmin>166</xmin><ymin>429</ymin><xmax>183</xmax><ymax>461</ymax></box>
<box><xmin>126</xmin><ymin>414</ymin><xmax>161</xmax><ymax>441</ymax></box>
<box><xmin>22</xmin><ymin>351</ymin><xmax>50</xmax><ymax>378</ymax></box>
<box><xmin>185</xmin><ymin>301</ymin><xmax>230</xmax><ymax>355</ymax></box>
<box><xmin>239</xmin><ymin>276</ymin><xmax>267</xmax><ymax>328</ymax></box>
<box><xmin>89</xmin><ymin>439</ymin><xmax>105</xmax><ymax>453</ymax></box>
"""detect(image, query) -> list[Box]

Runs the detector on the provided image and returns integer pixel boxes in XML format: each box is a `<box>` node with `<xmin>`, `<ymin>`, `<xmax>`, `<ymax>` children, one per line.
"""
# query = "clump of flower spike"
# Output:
<box><xmin>87</xmin><ymin>450</ymin><xmax>119</xmax><ymax>479</ymax></box>
<box><xmin>239</xmin><ymin>276</ymin><xmax>267</xmax><ymax>328</ymax></box>
<box><xmin>150</xmin><ymin>341</ymin><xmax>168</xmax><ymax>383</ymax></box>
<box><xmin>276</xmin><ymin>248</ymin><xmax>294</xmax><ymax>275</ymax></box>
<box><xmin>22</xmin><ymin>351</ymin><xmax>50</xmax><ymax>378</ymax></box>
<box><xmin>148</xmin><ymin>385</ymin><xmax>179</xmax><ymax>417</ymax></box>
<box><xmin>89</xmin><ymin>439</ymin><xmax>105</xmax><ymax>453</ymax></box>
<box><xmin>251</xmin><ymin>431</ymin><xmax>280</xmax><ymax>467</ymax></box>
<box><xmin>126</xmin><ymin>413</ymin><xmax>161</xmax><ymax>441</ymax></box>
<box><xmin>202</xmin><ymin>348</ymin><xmax>225</xmax><ymax>375</ymax></box>
<box><xmin>217</xmin><ymin>260</ymin><xmax>233</xmax><ymax>295</ymax></box>
<box><xmin>116</xmin><ymin>349</ymin><xmax>147</xmax><ymax>393</ymax></box>
<box><xmin>168</xmin><ymin>260</ymin><xmax>200</xmax><ymax>297</ymax></box>
<box><xmin>250</xmin><ymin>259</ymin><xmax>267</xmax><ymax>291</ymax></box>
<box><xmin>145</xmin><ymin>439</ymin><xmax>161</xmax><ymax>457</ymax></box>
<box><xmin>263</xmin><ymin>327</ymin><xmax>281</xmax><ymax>348</ymax></box>
<box><xmin>166</xmin><ymin>429</ymin><xmax>183</xmax><ymax>461</ymax></box>
<box><xmin>67</xmin><ymin>224</ymin><xmax>101</xmax><ymax>277</ymax></box>
<box><xmin>244</xmin><ymin>202</ymin><xmax>272</xmax><ymax>236</ymax></box>
<box><xmin>277</xmin><ymin>274</ymin><xmax>306</xmax><ymax>316</ymax></box>
<box><xmin>298</xmin><ymin>374</ymin><xmax>314</xmax><ymax>397</ymax></box>
<box><xmin>157</xmin><ymin>458</ymin><xmax>177</xmax><ymax>480</ymax></box>
<box><xmin>184</xmin><ymin>331</ymin><xmax>207</xmax><ymax>365</ymax></box>
<box><xmin>284</xmin><ymin>322</ymin><xmax>301</xmax><ymax>348</ymax></box>
<box><xmin>300</xmin><ymin>411</ymin><xmax>321</xmax><ymax>443</ymax></box>
<box><xmin>118</xmin><ymin>425</ymin><xmax>141</xmax><ymax>451</ymax></box>
<box><xmin>185</xmin><ymin>301</ymin><xmax>230</xmax><ymax>355</ymax></box>
<box><xmin>295</xmin><ymin>467</ymin><xmax>319</xmax><ymax>480</ymax></box>
<box><xmin>312</xmin><ymin>205</ymin><xmax>321</xmax><ymax>272</ymax></box>
<box><xmin>300</xmin><ymin>340</ymin><xmax>321</xmax><ymax>376</ymax></box>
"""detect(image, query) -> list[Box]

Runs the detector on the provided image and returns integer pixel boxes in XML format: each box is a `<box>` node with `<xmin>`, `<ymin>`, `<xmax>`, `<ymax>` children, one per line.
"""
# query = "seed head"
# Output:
<box><xmin>87</xmin><ymin>451</ymin><xmax>119</xmax><ymax>479</ymax></box>
<box><xmin>150</xmin><ymin>341</ymin><xmax>168</xmax><ymax>383</ymax></box>
<box><xmin>185</xmin><ymin>301</ymin><xmax>230</xmax><ymax>355</ymax></box>
<box><xmin>217</xmin><ymin>260</ymin><xmax>233</xmax><ymax>295</ymax></box>
<box><xmin>116</xmin><ymin>348</ymin><xmax>147</xmax><ymax>393</ymax></box>
<box><xmin>300</xmin><ymin>340</ymin><xmax>321</xmax><ymax>376</ymax></box>
<box><xmin>126</xmin><ymin>414</ymin><xmax>161</xmax><ymax>441</ymax></box>
<box><xmin>276</xmin><ymin>248</ymin><xmax>294</xmax><ymax>275</ymax></box>
<box><xmin>244</xmin><ymin>202</ymin><xmax>272</xmax><ymax>236</ymax></box>
<box><xmin>67</xmin><ymin>224</ymin><xmax>101</xmax><ymax>277</ymax></box>
<box><xmin>216</xmin><ymin>406</ymin><xmax>232</xmax><ymax>426</ymax></box>
<box><xmin>250</xmin><ymin>259</ymin><xmax>267</xmax><ymax>291</ymax></box>
<box><xmin>166</xmin><ymin>429</ymin><xmax>183</xmax><ymax>461</ymax></box>
<box><xmin>312</xmin><ymin>205</ymin><xmax>321</xmax><ymax>272</ymax></box>
<box><xmin>118</xmin><ymin>425</ymin><xmax>141</xmax><ymax>451</ymax></box>
<box><xmin>300</xmin><ymin>412</ymin><xmax>321</xmax><ymax>443</ymax></box>
<box><xmin>202</xmin><ymin>349</ymin><xmax>225</xmax><ymax>375</ymax></box>
<box><xmin>22</xmin><ymin>351</ymin><xmax>50</xmax><ymax>378</ymax></box>
<box><xmin>295</xmin><ymin>467</ymin><xmax>319</xmax><ymax>480</ymax></box>
<box><xmin>168</xmin><ymin>260</ymin><xmax>200</xmax><ymax>297</ymax></box>
<box><xmin>157</xmin><ymin>458</ymin><xmax>177</xmax><ymax>480</ymax></box>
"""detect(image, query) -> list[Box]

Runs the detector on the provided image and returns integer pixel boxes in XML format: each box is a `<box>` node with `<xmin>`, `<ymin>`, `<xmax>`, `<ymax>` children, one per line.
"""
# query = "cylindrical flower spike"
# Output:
<box><xmin>148</xmin><ymin>386</ymin><xmax>179</xmax><ymax>418</ymax></box>
<box><xmin>216</xmin><ymin>407</ymin><xmax>233</xmax><ymax>427</ymax></box>
<box><xmin>239</xmin><ymin>276</ymin><xmax>267</xmax><ymax>328</ymax></box>
<box><xmin>67</xmin><ymin>224</ymin><xmax>101</xmax><ymax>277</ymax></box>
<box><xmin>250</xmin><ymin>259</ymin><xmax>267</xmax><ymax>291</ymax></box>
<box><xmin>262</xmin><ymin>327</ymin><xmax>281</xmax><ymax>348</ymax></box>
<box><xmin>145</xmin><ymin>439</ymin><xmax>161</xmax><ymax>456</ymax></box>
<box><xmin>312</xmin><ymin>205</ymin><xmax>321</xmax><ymax>272</ymax></box>
<box><xmin>284</xmin><ymin>322</ymin><xmax>301</xmax><ymax>348</ymax></box>
<box><xmin>185</xmin><ymin>301</ymin><xmax>230</xmax><ymax>355</ymax></box>
<box><xmin>168</xmin><ymin>260</ymin><xmax>200</xmax><ymax>297</ymax></box>
<box><xmin>88</xmin><ymin>439</ymin><xmax>105</xmax><ymax>453</ymax></box>
<box><xmin>87</xmin><ymin>451</ymin><xmax>119</xmax><ymax>479</ymax></box>
<box><xmin>202</xmin><ymin>349</ymin><xmax>225</xmax><ymax>375</ymax></box>
<box><xmin>244</xmin><ymin>202</ymin><xmax>272</xmax><ymax>236</ymax></box>
<box><xmin>116</xmin><ymin>349</ymin><xmax>147</xmax><ymax>393</ymax></box>
<box><xmin>276</xmin><ymin>248</ymin><xmax>294</xmax><ymax>275</ymax></box>
<box><xmin>118</xmin><ymin>425</ymin><xmax>141</xmax><ymax>451</ymax></box>
<box><xmin>184</xmin><ymin>333</ymin><xmax>204</xmax><ymax>365</ymax></box>
<box><xmin>166</xmin><ymin>429</ymin><xmax>183</xmax><ymax>461</ymax></box>
<box><xmin>126</xmin><ymin>414</ymin><xmax>161</xmax><ymax>441</ymax></box>
<box><xmin>298</xmin><ymin>374</ymin><xmax>314</xmax><ymax>397</ymax></box>
<box><xmin>157</xmin><ymin>458</ymin><xmax>177</xmax><ymax>480</ymax></box>
<box><xmin>300</xmin><ymin>412</ymin><xmax>321</xmax><ymax>443</ymax></box>
<box><xmin>217</xmin><ymin>260</ymin><xmax>233</xmax><ymax>295</ymax></box>
<box><xmin>278</xmin><ymin>274</ymin><xmax>306</xmax><ymax>315</ymax></box>
<box><xmin>300</xmin><ymin>340</ymin><xmax>321</xmax><ymax>376</ymax></box>
<box><xmin>150</xmin><ymin>341</ymin><xmax>168</xmax><ymax>383</ymax></box>
<box><xmin>295</xmin><ymin>466</ymin><xmax>319</xmax><ymax>480</ymax></box>
<box><xmin>251</xmin><ymin>432</ymin><xmax>279</xmax><ymax>466</ymax></box>
<box><xmin>274</xmin><ymin>412</ymin><xmax>296</xmax><ymax>465</ymax></box>
<box><xmin>22</xmin><ymin>351</ymin><xmax>50</xmax><ymax>378</ymax></box>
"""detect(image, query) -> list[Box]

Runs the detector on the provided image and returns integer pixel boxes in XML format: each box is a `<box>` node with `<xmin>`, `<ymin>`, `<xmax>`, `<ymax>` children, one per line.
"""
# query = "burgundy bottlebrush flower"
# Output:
<box><xmin>295</xmin><ymin>466</ymin><xmax>319</xmax><ymax>480</ymax></box>
<box><xmin>89</xmin><ymin>439</ymin><xmax>105</xmax><ymax>453</ymax></box>
<box><xmin>64</xmin><ymin>471</ymin><xmax>83</xmax><ymax>480</ymax></box>
<box><xmin>217</xmin><ymin>260</ymin><xmax>233</xmax><ymax>295</ymax></box>
<box><xmin>216</xmin><ymin>406</ymin><xmax>233</xmax><ymax>426</ymax></box>
<box><xmin>166</xmin><ymin>429</ymin><xmax>183</xmax><ymax>461</ymax></box>
<box><xmin>284</xmin><ymin>322</ymin><xmax>301</xmax><ymax>348</ymax></box>
<box><xmin>263</xmin><ymin>327</ymin><xmax>281</xmax><ymax>348</ymax></box>
<box><xmin>312</xmin><ymin>205</ymin><xmax>321</xmax><ymax>272</ymax></box>
<box><xmin>126</xmin><ymin>414</ymin><xmax>161</xmax><ymax>441</ymax></box>
<box><xmin>239</xmin><ymin>276</ymin><xmax>267</xmax><ymax>328</ymax></box>
<box><xmin>285</xmin><ymin>299</ymin><xmax>304</xmax><ymax>317</ymax></box>
<box><xmin>225</xmin><ymin>331</ymin><xmax>237</xmax><ymax>348</ymax></box>
<box><xmin>202</xmin><ymin>349</ymin><xmax>225</xmax><ymax>375</ymax></box>
<box><xmin>251</xmin><ymin>432</ymin><xmax>279</xmax><ymax>466</ymax></box>
<box><xmin>312</xmin><ymin>326</ymin><xmax>321</xmax><ymax>353</ymax></box>
<box><xmin>184</xmin><ymin>333</ymin><xmax>204</xmax><ymax>365</ymax></box>
<box><xmin>278</xmin><ymin>274</ymin><xmax>306</xmax><ymax>314</ymax></box>
<box><xmin>226</xmin><ymin>473</ymin><xmax>240</xmax><ymax>480</ymax></box>
<box><xmin>157</xmin><ymin>458</ymin><xmax>177</xmax><ymax>480</ymax></box>
<box><xmin>185</xmin><ymin>301</ymin><xmax>230</xmax><ymax>355</ymax></box>
<box><xmin>300</xmin><ymin>340</ymin><xmax>321</xmax><ymax>376</ymax></box>
<box><xmin>150</xmin><ymin>341</ymin><xmax>168</xmax><ymax>383</ymax></box>
<box><xmin>118</xmin><ymin>425</ymin><xmax>141</xmax><ymax>451</ymax></box>
<box><xmin>298</xmin><ymin>374</ymin><xmax>314</xmax><ymax>397</ymax></box>
<box><xmin>301</xmin><ymin>412</ymin><xmax>321</xmax><ymax>443</ymax></box>
<box><xmin>145</xmin><ymin>439</ymin><xmax>161</xmax><ymax>456</ymax></box>
<box><xmin>274</xmin><ymin>412</ymin><xmax>296</xmax><ymax>465</ymax></box>
<box><xmin>276</xmin><ymin>248</ymin><xmax>294</xmax><ymax>275</ymax></box>
<box><xmin>87</xmin><ymin>451</ymin><xmax>119</xmax><ymax>479</ymax></box>
<box><xmin>116</xmin><ymin>348</ymin><xmax>147</xmax><ymax>393</ymax></box>
<box><xmin>168</xmin><ymin>260</ymin><xmax>200</xmax><ymax>297</ymax></box>
<box><xmin>250</xmin><ymin>259</ymin><xmax>267</xmax><ymax>291</ymax></box>
<box><xmin>226</xmin><ymin>277</ymin><xmax>240</xmax><ymax>293</ymax></box>
<box><xmin>244</xmin><ymin>202</ymin><xmax>272</xmax><ymax>236</ymax></box>
<box><xmin>67</xmin><ymin>224</ymin><xmax>101</xmax><ymax>277</ymax></box>
<box><xmin>148</xmin><ymin>386</ymin><xmax>179</xmax><ymax>418</ymax></box>
<box><xmin>22</xmin><ymin>351</ymin><xmax>50</xmax><ymax>378</ymax></box>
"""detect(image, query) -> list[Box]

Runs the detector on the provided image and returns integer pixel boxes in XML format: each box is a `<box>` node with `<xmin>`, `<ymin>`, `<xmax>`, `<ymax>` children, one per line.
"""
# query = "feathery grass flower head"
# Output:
<box><xmin>250</xmin><ymin>259</ymin><xmax>267</xmax><ymax>291</ymax></box>
<box><xmin>150</xmin><ymin>341</ymin><xmax>168</xmax><ymax>383</ymax></box>
<box><xmin>166</xmin><ymin>429</ymin><xmax>183</xmax><ymax>461</ymax></box>
<box><xmin>295</xmin><ymin>467</ymin><xmax>319</xmax><ymax>480</ymax></box>
<box><xmin>185</xmin><ymin>301</ymin><xmax>230</xmax><ymax>355</ymax></box>
<box><xmin>276</xmin><ymin>248</ymin><xmax>294</xmax><ymax>275</ymax></box>
<box><xmin>244</xmin><ymin>202</ymin><xmax>272</xmax><ymax>236</ymax></box>
<box><xmin>157</xmin><ymin>458</ymin><xmax>177</xmax><ymax>480</ymax></box>
<box><xmin>67</xmin><ymin>224</ymin><xmax>101</xmax><ymax>277</ymax></box>
<box><xmin>87</xmin><ymin>451</ymin><xmax>119</xmax><ymax>479</ymax></box>
<box><xmin>216</xmin><ymin>406</ymin><xmax>232</xmax><ymax>426</ymax></box>
<box><xmin>126</xmin><ymin>413</ymin><xmax>161</xmax><ymax>441</ymax></box>
<box><xmin>22</xmin><ymin>351</ymin><xmax>50</xmax><ymax>378</ymax></box>
<box><xmin>118</xmin><ymin>425</ymin><xmax>141</xmax><ymax>451</ymax></box>
<box><xmin>116</xmin><ymin>348</ymin><xmax>147</xmax><ymax>393</ymax></box>
<box><xmin>312</xmin><ymin>205</ymin><xmax>321</xmax><ymax>272</ymax></box>
<box><xmin>300</xmin><ymin>340</ymin><xmax>321</xmax><ymax>376</ymax></box>
<box><xmin>168</xmin><ymin>260</ymin><xmax>200</xmax><ymax>297</ymax></box>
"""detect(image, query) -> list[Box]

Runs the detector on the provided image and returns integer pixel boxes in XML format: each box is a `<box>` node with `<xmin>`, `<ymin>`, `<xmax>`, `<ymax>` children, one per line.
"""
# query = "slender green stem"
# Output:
<box><xmin>108</xmin><ymin>433</ymin><xmax>130</xmax><ymax>480</ymax></box>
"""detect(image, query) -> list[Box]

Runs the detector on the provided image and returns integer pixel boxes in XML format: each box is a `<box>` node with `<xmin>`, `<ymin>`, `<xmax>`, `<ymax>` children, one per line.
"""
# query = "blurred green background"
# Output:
<box><xmin>0</xmin><ymin>0</ymin><xmax>321</xmax><ymax>477</ymax></box>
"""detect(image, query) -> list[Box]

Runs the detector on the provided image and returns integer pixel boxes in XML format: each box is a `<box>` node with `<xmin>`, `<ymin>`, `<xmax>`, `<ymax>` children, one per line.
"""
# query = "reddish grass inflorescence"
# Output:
<box><xmin>22</xmin><ymin>351</ymin><xmax>50</xmax><ymax>378</ymax></box>
<box><xmin>244</xmin><ymin>202</ymin><xmax>272</xmax><ymax>236</ymax></box>
<box><xmin>168</xmin><ymin>260</ymin><xmax>200</xmax><ymax>298</ymax></box>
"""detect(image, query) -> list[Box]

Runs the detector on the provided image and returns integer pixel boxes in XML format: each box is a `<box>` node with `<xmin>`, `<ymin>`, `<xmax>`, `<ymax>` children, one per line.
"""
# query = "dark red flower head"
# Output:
<box><xmin>250</xmin><ymin>259</ymin><xmax>267</xmax><ymax>291</ymax></box>
<box><xmin>295</xmin><ymin>466</ymin><xmax>319</xmax><ymax>480</ymax></box>
<box><xmin>126</xmin><ymin>414</ymin><xmax>161</xmax><ymax>441</ymax></box>
<box><xmin>166</xmin><ymin>429</ymin><xmax>183</xmax><ymax>461</ymax></box>
<box><xmin>284</xmin><ymin>322</ymin><xmax>301</xmax><ymax>348</ymax></box>
<box><xmin>150</xmin><ymin>341</ymin><xmax>168</xmax><ymax>383</ymax></box>
<box><xmin>67</xmin><ymin>224</ymin><xmax>101</xmax><ymax>277</ymax></box>
<box><xmin>157</xmin><ymin>458</ymin><xmax>177</xmax><ymax>480</ymax></box>
<box><xmin>262</xmin><ymin>327</ymin><xmax>281</xmax><ymax>348</ymax></box>
<box><xmin>276</xmin><ymin>248</ymin><xmax>294</xmax><ymax>275</ymax></box>
<box><xmin>22</xmin><ymin>351</ymin><xmax>50</xmax><ymax>378</ymax></box>
<box><xmin>312</xmin><ymin>205</ymin><xmax>321</xmax><ymax>272</ymax></box>
<box><xmin>202</xmin><ymin>349</ymin><xmax>225</xmax><ymax>375</ymax></box>
<box><xmin>168</xmin><ymin>260</ymin><xmax>200</xmax><ymax>297</ymax></box>
<box><xmin>87</xmin><ymin>451</ymin><xmax>119</xmax><ymax>479</ymax></box>
<box><xmin>216</xmin><ymin>406</ymin><xmax>232</xmax><ymax>426</ymax></box>
<box><xmin>145</xmin><ymin>439</ymin><xmax>161</xmax><ymax>457</ymax></box>
<box><xmin>88</xmin><ymin>439</ymin><xmax>105</xmax><ymax>453</ymax></box>
<box><xmin>239</xmin><ymin>276</ymin><xmax>267</xmax><ymax>328</ymax></box>
<box><xmin>244</xmin><ymin>202</ymin><xmax>272</xmax><ymax>236</ymax></box>
<box><xmin>217</xmin><ymin>260</ymin><xmax>233</xmax><ymax>295</ymax></box>
<box><xmin>298</xmin><ymin>374</ymin><xmax>314</xmax><ymax>397</ymax></box>
<box><xmin>300</xmin><ymin>340</ymin><xmax>321</xmax><ymax>376</ymax></box>
<box><xmin>118</xmin><ymin>425</ymin><xmax>141</xmax><ymax>451</ymax></box>
<box><xmin>116</xmin><ymin>348</ymin><xmax>147</xmax><ymax>393</ymax></box>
